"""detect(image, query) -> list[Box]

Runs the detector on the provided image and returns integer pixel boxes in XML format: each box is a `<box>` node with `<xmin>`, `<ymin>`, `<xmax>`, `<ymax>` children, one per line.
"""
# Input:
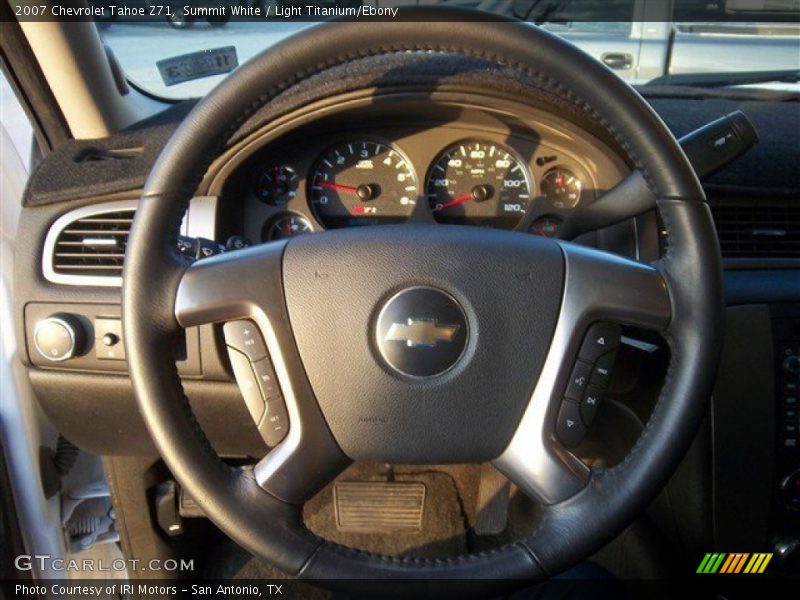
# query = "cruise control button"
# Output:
<box><xmin>227</xmin><ymin>347</ymin><xmax>266</xmax><ymax>424</ymax></box>
<box><xmin>223</xmin><ymin>320</ymin><xmax>268</xmax><ymax>361</ymax></box>
<box><xmin>253</xmin><ymin>357</ymin><xmax>280</xmax><ymax>399</ymax></box>
<box><xmin>565</xmin><ymin>360</ymin><xmax>592</xmax><ymax>400</ymax></box>
<box><xmin>579</xmin><ymin>322</ymin><xmax>621</xmax><ymax>363</ymax></box>
<box><xmin>581</xmin><ymin>385</ymin><xmax>603</xmax><ymax>426</ymax></box>
<box><xmin>260</xmin><ymin>397</ymin><xmax>289</xmax><ymax>447</ymax></box>
<box><xmin>589</xmin><ymin>350</ymin><xmax>617</xmax><ymax>390</ymax></box>
<box><xmin>556</xmin><ymin>400</ymin><xmax>585</xmax><ymax>448</ymax></box>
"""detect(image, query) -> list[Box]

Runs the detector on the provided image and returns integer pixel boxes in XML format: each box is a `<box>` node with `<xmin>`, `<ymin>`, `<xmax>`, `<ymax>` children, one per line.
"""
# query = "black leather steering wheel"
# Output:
<box><xmin>123</xmin><ymin>9</ymin><xmax>724</xmax><ymax>595</ymax></box>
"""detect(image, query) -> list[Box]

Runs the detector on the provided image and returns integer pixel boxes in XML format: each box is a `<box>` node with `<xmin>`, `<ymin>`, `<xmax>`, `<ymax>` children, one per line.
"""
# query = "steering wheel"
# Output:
<box><xmin>123</xmin><ymin>10</ymin><xmax>723</xmax><ymax>595</ymax></box>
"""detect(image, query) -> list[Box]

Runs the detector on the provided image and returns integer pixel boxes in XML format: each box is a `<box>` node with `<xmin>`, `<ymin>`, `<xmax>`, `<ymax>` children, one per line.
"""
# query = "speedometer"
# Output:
<box><xmin>426</xmin><ymin>140</ymin><xmax>532</xmax><ymax>228</ymax></box>
<box><xmin>309</xmin><ymin>140</ymin><xmax>418</xmax><ymax>229</ymax></box>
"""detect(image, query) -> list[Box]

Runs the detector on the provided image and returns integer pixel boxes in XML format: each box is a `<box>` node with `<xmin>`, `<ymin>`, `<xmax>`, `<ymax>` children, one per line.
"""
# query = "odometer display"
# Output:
<box><xmin>309</xmin><ymin>140</ymin><xmax>418</xmax><ymax>228</ymax></box>
<box><xmin>427</xmin><ymin>140</ymin><xmax>532</xmax><ymax>228</ymax></box>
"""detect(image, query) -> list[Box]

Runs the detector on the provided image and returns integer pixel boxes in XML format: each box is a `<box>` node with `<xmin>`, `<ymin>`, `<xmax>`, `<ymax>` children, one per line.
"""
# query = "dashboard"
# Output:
<box><xmin>12</xmin><ymin>77</ymin><xmax>799</xmax><ymax>568</ymax></box>
<box><xmin>210</xmin><ymin>99</ymin><xmax>631</xmax><ymax>247</ymax></box>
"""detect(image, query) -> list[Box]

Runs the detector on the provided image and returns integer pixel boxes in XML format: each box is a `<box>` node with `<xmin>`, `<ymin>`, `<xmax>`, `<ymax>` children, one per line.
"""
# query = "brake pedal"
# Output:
<box><xmin>334</xmin><ymin>481</ymin><xmax>425</xmax><ymax>533</ymax></box>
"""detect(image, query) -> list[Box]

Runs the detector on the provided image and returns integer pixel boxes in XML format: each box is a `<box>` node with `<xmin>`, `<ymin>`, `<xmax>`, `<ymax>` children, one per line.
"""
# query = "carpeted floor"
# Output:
<box><xmin>303</xmin><ymin>463</ymin><xmax>470</xmax><ymax>558</ymax></box>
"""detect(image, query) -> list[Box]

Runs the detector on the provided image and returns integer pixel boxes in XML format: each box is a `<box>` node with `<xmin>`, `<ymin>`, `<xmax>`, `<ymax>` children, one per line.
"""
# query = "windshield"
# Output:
<box><xmin>93</xmin><ymin>0</ymin><xmax>800</xmax><ymax>100</ymax></box>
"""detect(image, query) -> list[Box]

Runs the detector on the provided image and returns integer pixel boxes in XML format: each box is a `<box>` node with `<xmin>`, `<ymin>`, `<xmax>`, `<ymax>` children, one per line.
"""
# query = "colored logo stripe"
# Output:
<box><xmin>744</xmin><ymin>553</ymin><xmax>773</xmax><ymax>574</ymax></box>
<box><xmin>720</xmin><ymin>553</ymin><xmax>749</xmax><ymax>573</ymax></box>
<box><xmin>697</xmin><ymin>553</ymin><xmax>726</xmax><ymax>573</ymax></box>
<box><xmin>697</xmin><ymin>552</ymin><xmax>773</xmax><ymax>574</ymax></box>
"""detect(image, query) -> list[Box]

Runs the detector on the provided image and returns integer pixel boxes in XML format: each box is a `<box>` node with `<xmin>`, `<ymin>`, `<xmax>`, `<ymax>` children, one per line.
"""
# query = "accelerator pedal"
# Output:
<box><xmin>334</xmin><ymin>481</ymin><xmax>426</xmax><ymax>533</ymax></box>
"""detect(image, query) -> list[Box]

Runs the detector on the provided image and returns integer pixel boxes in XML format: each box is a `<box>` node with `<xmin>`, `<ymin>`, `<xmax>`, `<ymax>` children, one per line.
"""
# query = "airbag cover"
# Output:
<box><xmin>282</xmin><ymin>225</ymin><xmax>564</xmax><ymax>462</ymax></box>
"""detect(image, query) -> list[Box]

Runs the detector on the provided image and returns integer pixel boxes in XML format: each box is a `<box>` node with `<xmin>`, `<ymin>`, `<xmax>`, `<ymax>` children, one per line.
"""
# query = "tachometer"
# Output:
<box><xmin>427</xmin><ymin>140</ymin><xmax>532</xmax><ymax>228</ymax></box>
<box><xmin>309</xmin><ymin>140</ymin><xmax>417</xmax><ymax>228</ymax></box>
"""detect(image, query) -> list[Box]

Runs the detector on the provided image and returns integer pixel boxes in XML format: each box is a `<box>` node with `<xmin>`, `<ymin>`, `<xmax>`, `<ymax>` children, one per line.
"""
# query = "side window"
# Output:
<box><xmin>0</xmin><ymin>71</ymin><xmax>33</xmax><ymax>171</ymax></box>
<box><xmin>674</xmin><ymin>0</ymin><xmax>800</xmax><ymax>23</ymax></box>
<box><xmin>515</xmin><ymin>0</ymin><xmax>635</xmax><ymax>34</ymax></box>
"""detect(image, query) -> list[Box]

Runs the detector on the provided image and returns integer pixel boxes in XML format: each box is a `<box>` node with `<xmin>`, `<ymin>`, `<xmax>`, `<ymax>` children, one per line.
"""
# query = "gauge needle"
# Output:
<box><xmin>434</xmin><ymin>192</ymin><xmax>474</xmax><ymax>212</ymax></box>
<box><xmin>317</xmin><ymin>181</ymin><xmax>359</xmax><ymax>194</ymax></box>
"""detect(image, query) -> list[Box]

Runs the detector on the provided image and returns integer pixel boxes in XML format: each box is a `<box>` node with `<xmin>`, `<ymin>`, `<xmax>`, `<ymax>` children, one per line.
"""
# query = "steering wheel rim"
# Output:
<box><xmin>122</xmin><ymin>9</ymin><xmax>723</xmax><ymax>593</ymax></box>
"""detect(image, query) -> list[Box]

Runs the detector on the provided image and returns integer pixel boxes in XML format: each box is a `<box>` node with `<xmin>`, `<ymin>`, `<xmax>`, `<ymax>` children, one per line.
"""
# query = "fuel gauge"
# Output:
<box><xmin>541</xmin><ymin>168</ymin><xmax>583</xmax><ymax>209</ymax></box>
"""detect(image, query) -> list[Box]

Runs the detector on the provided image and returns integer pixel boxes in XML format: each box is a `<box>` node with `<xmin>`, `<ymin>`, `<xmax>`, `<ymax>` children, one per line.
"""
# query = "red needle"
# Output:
<box><xmin>434</xmin><ymin>192</ymin><xmax>474</xmax><ymax>212</ymax></box>
<box><xmin>317</xmin><ymin>180</ymin><xmax>359</xmax><ymax>194</ymax></box>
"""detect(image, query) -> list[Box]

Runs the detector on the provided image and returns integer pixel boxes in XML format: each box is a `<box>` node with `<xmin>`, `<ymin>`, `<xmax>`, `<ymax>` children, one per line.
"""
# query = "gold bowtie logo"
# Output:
<box><xmin>385</xmin><ymin>319</ymin><xmax>460</xmax><ymax>348</ymax></box>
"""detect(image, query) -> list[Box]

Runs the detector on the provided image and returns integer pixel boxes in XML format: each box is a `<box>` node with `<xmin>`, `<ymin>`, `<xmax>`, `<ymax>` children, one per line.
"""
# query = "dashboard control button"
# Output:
<box><xmin>95</xmin><ymin>317</ymin><xmax>125</xmax><ymax>360</ymax></box>
<box><xmin>578</xmin><ymin>322</ymin><xmax>621</xmax><ymax>363</ymax></box>
<box><xmin>556</xmin><ymin>400</ymin><xmax>585</xmax><ymax>448</ymax></box>
<box><xmin>581</xmin><ymin>385</ymin><xmax>603</xmax><ymax>426</ymax></box>
<box><xmin>223</xmin><ymin>320</ymin><xmax>268</xmax><ymax>362</ymax></box>
<box><xmin>102</xmin><ymin>333</ymin><xmax>119</xmax><ymax>346</ymax></box>
<box><xmin>261</xmin><ymin>397</ymin><xmax>289</xmax><ymax>447</ymax></box>
<box><xmin>34</xmin><ymin>314</ymin><xmax>84</xmax><ymax>362</ymax></box>
<box><xmin>225</xmin><ymin>235</ymin><xmax>251</xmax><ymax>251</ymax></box>
<box><xmin>590</xmin><ymin>350</ymin><xmax>617</xmax><ymax>389</ymax></box>
<box><xmin>565</xmin><ymin>360</ymin><xmax>592</xmax><ymax>400</ymax></box>
<box><xmin>227</xmin><ymin>347</ymin><xmax>266</xmax><ymax>424</ymax></box>
<box><xmin>252</xmin><ymin>358</ymin><xmax>280</xmax><ymax>399</ymax></box>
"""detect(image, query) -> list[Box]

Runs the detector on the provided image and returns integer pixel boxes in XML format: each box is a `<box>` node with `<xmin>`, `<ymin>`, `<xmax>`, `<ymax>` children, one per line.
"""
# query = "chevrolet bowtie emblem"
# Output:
<box><xmin>384</xmin><ymin>318</ymin><xmax>460</xmax><ymax>348</ymax></box>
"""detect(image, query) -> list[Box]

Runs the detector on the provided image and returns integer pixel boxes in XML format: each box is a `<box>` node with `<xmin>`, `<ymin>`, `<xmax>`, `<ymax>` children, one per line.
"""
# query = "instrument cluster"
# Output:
<box><xmin>233</xmin><ymin>127</ymin><xmax>618</xmax><ymax>244</ymax></box>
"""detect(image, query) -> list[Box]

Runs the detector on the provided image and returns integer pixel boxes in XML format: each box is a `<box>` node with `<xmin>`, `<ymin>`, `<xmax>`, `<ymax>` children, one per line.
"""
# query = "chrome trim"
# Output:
<box><xmin>32</xmin><ymin>316</ymin><xmax>76</xmax><ymax>363</ymax></box>
<box><xmin>42</xmin><ymin>197</ymin><xmax>216</xmax><ymax>287</ymax></box>
<box><xmin>252</xmin><ymin>310</ymin><xmax>304</xmax><ymax>490</ymax></box>
<box><xmin>493</xmin><ymin>243</ymin><xmax>670</xmax><ymax>505</ymax></box>
<box><xmin>374</xmin><ymin>285</ymin><xmax>469</xmax><ymax>379</ymax></box>
<box><xmin>185</xmin><ymin>196</ymin><xmax>218</xmax><ymax>239</ymax></box>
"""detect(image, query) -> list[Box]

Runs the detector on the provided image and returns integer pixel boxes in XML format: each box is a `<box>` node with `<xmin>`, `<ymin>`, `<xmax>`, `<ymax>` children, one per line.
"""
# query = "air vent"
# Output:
<box><xmin>42</xmin><ymin>200</ymin><xmax>138</xmax><ymax>287</ymax></box>
<box><xmin>711</xmin><ymin>202</ymin><xmax>800</xmax><ymax>259</ymax></box>
<box><xmin>52</xmin><ymin>208</ymin><xmax>134</xmax><ymax>276</ymax></box>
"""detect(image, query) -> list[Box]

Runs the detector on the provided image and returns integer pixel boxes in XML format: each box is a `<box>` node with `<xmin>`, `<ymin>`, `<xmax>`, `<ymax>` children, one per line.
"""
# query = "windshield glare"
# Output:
<box><xmin>95</xmin><ymin>2</ymin><xmax>800</xmax><ymax>100</ymax></box>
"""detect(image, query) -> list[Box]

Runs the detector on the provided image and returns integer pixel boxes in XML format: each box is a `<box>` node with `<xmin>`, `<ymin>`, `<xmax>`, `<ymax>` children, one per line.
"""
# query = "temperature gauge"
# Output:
<box><xmin>264</xmin><ymin>214</ymin><xmax>312</xmax><ymax>241</ymax></box>
<box><xmin>257</xmin><ymin>165</ymin><xmax>298</xmax><ymax>205</ymax></box>
<box><xmin>541</xmin><ymin>168</ymin><xmax>583</xmax><ymax>209</ymax></box>
<box><xmin>530</xmin><ymin>216</ymin><xmax>562</xmax><ymax>238</ymax></box>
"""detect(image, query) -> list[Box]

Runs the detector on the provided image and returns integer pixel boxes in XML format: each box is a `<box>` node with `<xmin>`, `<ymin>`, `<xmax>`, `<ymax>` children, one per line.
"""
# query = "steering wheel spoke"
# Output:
<box><xmin>254</xmin><ymin>430</ymin><xmax>350</xmax><ymax>505</ymax></box>
<box><xmin>173</xmin><ymin>240</ymin><xmax>350</xmax><ymax>504</ymax></box>
<box><xmin>494</xmin><ymin>243</ymin><xmax>671</xmax><ymax>504</ymax></box>
<box><xmin>174</xmin><ymin>241</ymin><xmax>287</xmax><ymax>328</ymax></box>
